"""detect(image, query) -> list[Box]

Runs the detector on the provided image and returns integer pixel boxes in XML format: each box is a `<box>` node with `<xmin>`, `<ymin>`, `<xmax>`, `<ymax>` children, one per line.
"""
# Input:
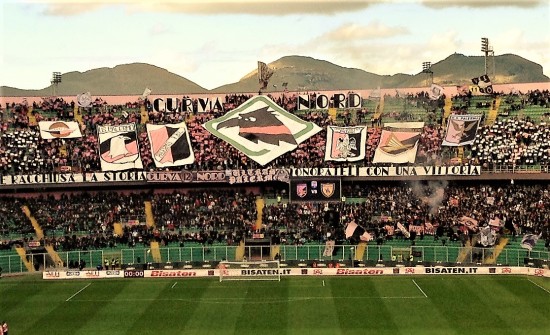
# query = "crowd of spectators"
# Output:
<box><xmin>0</xmin><ymin>182</ymin><xmax>548</xmax><ymax>254</ymax></box>
<box><xmin>471</xmin><ymin>118</ymin><xmax>550</xmax><ymax>167</ymax></box>
<box><xmin>1</xmin><ymin>90</ymin><xmax>550</xmax><ymax>174</ymax></box>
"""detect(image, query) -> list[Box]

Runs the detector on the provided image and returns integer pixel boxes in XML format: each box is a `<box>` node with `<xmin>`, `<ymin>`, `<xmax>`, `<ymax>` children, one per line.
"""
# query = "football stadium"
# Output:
<box><xmin>2</xmin><ymin>1</ymin><xmax>550</xmax><ymax>334</ymax></box>
<box><xmin>1</xmin><ymin>77</ymin><xmax>550</xmax><ymax>333</ymax></box>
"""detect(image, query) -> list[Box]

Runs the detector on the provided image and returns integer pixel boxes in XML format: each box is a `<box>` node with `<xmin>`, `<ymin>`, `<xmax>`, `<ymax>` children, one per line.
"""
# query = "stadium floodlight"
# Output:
<box><xmin>51</xmin><ymin>72</ymin><xmax>62</xmax><ymax>84</ymax></box>
<box><xmin>422</xmin><ymin>61</ymin><xmax>433</xmax><ymax>86</ymax></box>
<box><xmin>481</xmin><ymin>37</ymin><xmax>489</xmax><ymax>53</ymax></box>
<box><xmin>51</xmin><ymin>71</ymin><xmax>62</xmax><ymax>96</ymax></box>
<box><xmin>422</xmin><ymin>62</ymin><xmax>432</xmax><ymax>73</ymax></box>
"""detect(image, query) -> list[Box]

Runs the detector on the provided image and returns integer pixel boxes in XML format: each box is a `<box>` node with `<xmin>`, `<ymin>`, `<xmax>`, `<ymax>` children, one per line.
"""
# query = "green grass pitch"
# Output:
<box><xmin>1</xmin><ymin>275</ymin><xmax>549</xmax><ymax>334</ymax></box>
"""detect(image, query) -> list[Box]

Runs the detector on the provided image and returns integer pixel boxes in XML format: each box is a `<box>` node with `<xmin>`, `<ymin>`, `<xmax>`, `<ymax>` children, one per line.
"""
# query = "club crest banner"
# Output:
<box><xmin>98</xmin><ymin>124</ymin><xmax>143</xmax><ymax>171</ymax></box>
<box><xmin>325</xmin><ymin>126</ymin><xmax>367</xmax><ymax>162</ymax></box>
<box><xmin>203</xmin><ymin>95</ymin><xmax>321</xmax><ymax>166</ymax></box>
<box><xmin>442</xmin><ymin>115</ymin><xmax>482</xmax><ymax>146</ymax></box>
<box><xmin>372</xmin><ymin>122</ymin><xmax>423</xmax><ymax>164</ymax></box>
<box><xmin>77</xmin><ymin>92</ymin><xmax>92</xmax><ymax>107</ymax></box>
<box><xmin>146</xmin><ymin>122</ymin><xmax>194</xmax><ymax>167</ymax></box>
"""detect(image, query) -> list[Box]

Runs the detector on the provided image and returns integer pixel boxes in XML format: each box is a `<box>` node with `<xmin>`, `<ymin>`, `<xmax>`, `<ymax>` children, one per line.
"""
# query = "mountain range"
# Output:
<box><xmin>1</xmin><ymin>53</ymin><xmax>548</xmax><ymax>97</ymax></box>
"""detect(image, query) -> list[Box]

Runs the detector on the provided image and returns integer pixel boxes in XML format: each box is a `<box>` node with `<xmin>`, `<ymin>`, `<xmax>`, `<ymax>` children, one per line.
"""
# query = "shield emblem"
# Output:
<box><xmin>321</xmin><ymin>183</ymin><xmax>335</xmax><ymax>198</ymax></box>
<box><xmin>297</xmin><ymin>184</ymin><xmax>307</xmax><ymax>198</ymax></box>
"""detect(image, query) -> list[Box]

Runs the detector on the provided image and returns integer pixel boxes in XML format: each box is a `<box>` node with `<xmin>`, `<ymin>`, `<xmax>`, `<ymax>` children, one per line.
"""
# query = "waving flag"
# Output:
<box><xmin>141</xmin><ymin>87</ymin><xmax>152</xmax><ymax>100</ymax></box>
<box><xmin>372</xmin><ymin>122</ymin><xmax>423</xmax><ymax>164</ymax></box>
<box><xmin>397</xmin><ymin>222</ymin><xmax>411</xmax><ymax>239</ymax></box>
<box><xmin>39</xmin><ymin>121</ymin><xmax>82</xmax><ymax>139</ymax></box>
<box><xmin>203</xmin><ymin>95</ymin><xmax>321</xmax><ymax>166</ymax></box>
<box><xmin>147</xmin><ymin>122</ymin><xmax>194</xmax><ymax>167</ymax></box>
<box><xmin>479</xmin><ymin>226</ymin><xmax>497</xmax><ymax>247</ymax></box>
<box><xmin>460</xmin><ymin>216</ymin><xmax>479</xmax><ymax>231</ymax></box>
<box><xmin>345</xmin><ymin>221</ymin><xmax>373</xmax><ymax>242</ymax></box>
<box><xmin>442</xmin><ymin>115</ymin><xmax>481</xmax><ymax>146</ymax></box>
<box><xmin>325</xmin><ymin>126</ymin><xmax>367</xmax><ymax>161</ymax></box>
<box><xmin>98</xmin><ymin>124</ymin><xmax>143</xmax><ymax>171</ymax></box>
<box><xmin>77</xmin><ymin>92</ymin><xmax>92</xmax><ymax>107</ymax></box>
<box><xmin>521</xmin><ymin>233</ymin><xmax>541</xmax><ymax>251</ymax></box>
<box><xmin>258</xmin><ymin>61</ymin><xmax>274</xmax><ymax>89</ymax></box>
<box><xmin>471</xmin><ymin>74</ymin><xmax>493</xmax><ymax>94</ymax></box>
<box><xmin>428</xmin><ymin>84</ymin><xmax>444</xmax><ymax>100</ymax></box>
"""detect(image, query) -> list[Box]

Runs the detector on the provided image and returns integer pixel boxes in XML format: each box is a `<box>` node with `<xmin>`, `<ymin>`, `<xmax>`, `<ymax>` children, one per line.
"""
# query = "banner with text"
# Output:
<box><xmin>98</xmin><ymin>124</ymin><xmax>143</xmax><ymax>171</ymax></box>
<box><xmin>442</xmin><ymin>115</ymin><xmax>482</xmax><ymax>146</ymax></box>
<box><xmin>324</xmin><ymin>126</ymin><xmax>367</xmax><ymax>162</ymax></box>
<box><xmin>146</xmin><ymin>122</ymin><xmax>194</xmax><ymax>167</ymax></box>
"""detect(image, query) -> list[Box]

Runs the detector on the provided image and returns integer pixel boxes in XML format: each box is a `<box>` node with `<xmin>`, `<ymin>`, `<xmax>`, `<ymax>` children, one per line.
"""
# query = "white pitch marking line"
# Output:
<box><xmin>171</xmin><ymin>282</ymin><xmax>178</xmax><ymax>289</ymax></box>
<box><xmin>66</xmin><ymin>283</ymin><xmax>91</xmax><ymax>302</ymax></box>
<box><xmin>322</xmin><ymin>280</ymin><xmax>325</xmax><ymax>287</ymax></box>
<box><xmin>66</xmin><ymin>296</ymin><xmax>426</xmax><ymax>304</ymax></box>
<box><xmin>412</xmin><ymin>279</ymin><xmax>428</xmax><ymax>298</ymax></box>
<box><xmin>528</xmin><ymin>279</ymin><xmax>550</xmax><ymax>295</ymax></box>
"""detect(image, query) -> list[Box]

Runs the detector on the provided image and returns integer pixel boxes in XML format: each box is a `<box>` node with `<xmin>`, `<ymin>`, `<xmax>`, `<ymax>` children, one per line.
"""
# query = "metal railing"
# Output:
<box><xmin>0</xmin><ymin>250</ymin><xmax>103</xmax><ymax>274</ymax></box>
<box><xmin>2</xmin><ymin>245</ymin><xmax>548</xmax><ymax>274</ymax></box>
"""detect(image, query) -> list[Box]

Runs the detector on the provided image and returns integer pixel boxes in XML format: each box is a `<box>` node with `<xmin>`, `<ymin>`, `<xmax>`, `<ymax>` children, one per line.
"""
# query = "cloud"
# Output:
<box><xmin>149</xmin><ymin>23</ymin><xmax>170</xmax><ymax>36</ymax></box>
<box><xmin>318</xmin><ymin>22</ymin><xmax>409</xmax><ymax>41</ymax></box>
<box><xmin>296</xmin><ymin>28</ymin><xmax>467</xmax><ymax>76</ymax></box>
<box><xmin>28</xmin><ymin>0</ymin><xmax>383</xmax><ymax>16</ymax></box>
<box><xmin>40</xmin><ymin>3</ymin><xmax>106</xmax><ymax>16</ymax></box>
<box><xmin>421</xmin><ymin>0</ymin><xmax>542</xmax><ymax>9</ymax></box>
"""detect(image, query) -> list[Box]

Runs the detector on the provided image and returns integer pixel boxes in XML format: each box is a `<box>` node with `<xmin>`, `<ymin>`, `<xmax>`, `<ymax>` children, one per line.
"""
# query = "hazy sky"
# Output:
<box><xmin>1</xmin><ymin>0</ymin><xmax>549</xmax><ymax>90</ymax></box>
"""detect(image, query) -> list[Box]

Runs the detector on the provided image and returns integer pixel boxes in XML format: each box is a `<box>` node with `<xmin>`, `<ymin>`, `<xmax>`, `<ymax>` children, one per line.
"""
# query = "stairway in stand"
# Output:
<box><xmin>372</xmin><ymin>96</ymin><xmax>384</xmax><ymax>125</ymax></box>
<box><xmin>457</xmin><ymin>146</ymin><xmax>464</xmax><ymax>161</ymax></box>
<box><xmin>483</xmin><ymin>237</ymin><xmax>509</xmax><ymax>264</ymax></box>
<box><xmin>442</xmin><ymin>96</ymin><xmax>453</xmax><ymax>127</ymax></box>
<box><xmin>15</xmin><ymin>246</ymin><xmax>36</xmax><ymax>272</ymax></box>
<box><xmin>149</xmin><ymin>241</ymin><xmax>162</xmax><ymax>263</ymax></box>
<box><xmin>144</xmin><ymin>201</ymin><xmax>155</xmax><ymax>228</ymax></box>
<box><xmin>21</xmin><ymin>205</ymin><xmax>63</xmax><ymax>268</ymax></box>
<box><xmin>355</xmin><ymin>242</ymin><xmax>367</xmax><ymax>261</ymax></box>
<box><xmin>255</xmin><ymin>197</ymin><xmax>264</xmax><ymax>230</ymax></box>
<box><xmin>484</xmin><ymin>97</ymin><xmax>501</xmax><ymax>126</ymax></box>
<box><xmin>236</xmin><ymin>240</ymin><xmax>246</xmax><ymax>261</ymax></box>
<box><xmin>140</xmin><ymin>105</ymin><xmax>149</xmax><ymax>124</ymax></box>
<box><xmin>113</xmin><ymin>223</ymin><xmax>124</xmax><ymax>236</ymax></box>
<box><xmin>74</xmin><ymin>105</ymin><xmax>83</xmax><ymax>125</ymax></box>
<box><xmin>21</xmin><ymin>205</ymin><xmax>44</xmax><ymax>239</ymax></box>
<box><xmin>27</xmin><ymin>106</ymin><xmax>37</xmax><ymax>127</ymax></box>
<box><xmin>45</xmin><ymin>245</ymin><xmax>64</xmax><ymax>268</ymax></box>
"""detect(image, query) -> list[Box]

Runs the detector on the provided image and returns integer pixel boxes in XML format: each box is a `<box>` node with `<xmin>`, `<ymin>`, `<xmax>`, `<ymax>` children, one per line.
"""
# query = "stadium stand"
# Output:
<box><xmin>0</xmin><ymin>87</ymin><xmax>549</xmax><ymax>273</ymax></box>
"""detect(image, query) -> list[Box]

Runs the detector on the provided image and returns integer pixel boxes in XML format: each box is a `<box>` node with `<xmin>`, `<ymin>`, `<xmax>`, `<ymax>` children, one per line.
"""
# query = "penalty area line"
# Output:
<box><xmin>528</xmin><ymin>279</ymin><xmax>550</xmax><ymax>295</ymax></box>
<box><xmin>412</xmin><ymin>279</ymin><xmax>428</xmax><ymax>298</ymax></box>
<box><xmin>66</xmin><ymin>283</ymin><xmax>91</xmax><ymax>302</ymax></box>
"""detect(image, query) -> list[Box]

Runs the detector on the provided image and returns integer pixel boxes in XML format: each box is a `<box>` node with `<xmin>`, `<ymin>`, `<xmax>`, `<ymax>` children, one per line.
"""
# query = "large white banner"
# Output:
<box><xmin>373</xmin><ymin>122</ymin><xmax>424</xmax><ymax>164</ymax></box>
<box><xmin>204</xmin><ymin>95</ymin><xmax>321</xmax><ymax>166</ymax></box>
<box><xmin>442</xmin><ymin>115</ymin><xmax>482</xmax><ymax>146</ymax></box>
<box><xmin>98</xmin><ymin>124</ymin><xmax>143</xmax><ymax>171</ymax></box>
<box><xmin>39</xmin><ymin>121</ymin><xmax>82</xmax><ymax>139</ymax></box>
<box><xmin>324</xmin><ymin>126</ymin><xmax>367</xmax><ymax>162</ymax></box>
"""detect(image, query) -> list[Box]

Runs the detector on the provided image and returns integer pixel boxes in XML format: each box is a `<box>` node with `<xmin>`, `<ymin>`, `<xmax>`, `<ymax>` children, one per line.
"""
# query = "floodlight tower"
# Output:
<box><xmin>51</xmin><ymin>71</ymin><xmax>62</xmax><ymax>96</ymax></box>
<box><xmin>422</xmin><ymin>61</ymin><xmax>433</xmax><ymax>87</ymax></box>
<box><xmin>481</xmin><ymin>38</ymin><xmax>495</xmax><ymax>79</ymax></box>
